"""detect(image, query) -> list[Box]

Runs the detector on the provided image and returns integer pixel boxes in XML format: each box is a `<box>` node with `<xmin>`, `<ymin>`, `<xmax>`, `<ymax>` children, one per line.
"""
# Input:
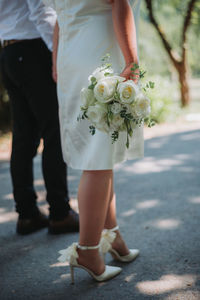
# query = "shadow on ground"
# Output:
<box><xmin>0</xmin><ymin>128</ymin><xmax>200</xmax><ymax>300</ymax></box>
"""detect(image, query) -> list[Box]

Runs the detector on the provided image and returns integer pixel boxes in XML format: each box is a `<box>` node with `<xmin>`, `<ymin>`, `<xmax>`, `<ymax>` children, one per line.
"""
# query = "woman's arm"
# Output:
<box><xmin>52</xmin><ymin>20</ymin><xmax>59</xmax><ymax>82</ymax></box>
<box><xmin>110</xmin><ymin>0</ymin><xmax>139</xmax><ymax>81</ymax></box>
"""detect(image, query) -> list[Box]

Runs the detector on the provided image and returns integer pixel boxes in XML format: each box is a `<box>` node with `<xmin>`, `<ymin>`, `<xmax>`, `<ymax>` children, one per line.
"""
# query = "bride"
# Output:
<box><xmin>44</xmin><ymin>0</ymin><xmax>143</xmax><ymax>282</ymax></box>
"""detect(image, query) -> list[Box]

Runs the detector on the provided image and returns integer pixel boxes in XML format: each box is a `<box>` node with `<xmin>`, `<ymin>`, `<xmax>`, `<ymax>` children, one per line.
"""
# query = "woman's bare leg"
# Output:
<box><xmin>104</xmin><ymin>176</ymin><xmax>130</xmax><ymax>256</ymax></box>
<box><xmin>77</xmin><ymin>169</ymin><xmax>112</xmax><ymax>275</ymax></box>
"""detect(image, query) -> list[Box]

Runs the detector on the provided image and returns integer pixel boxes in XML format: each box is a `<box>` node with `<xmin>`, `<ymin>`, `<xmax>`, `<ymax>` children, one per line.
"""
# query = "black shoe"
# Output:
<box><xmin>16</xmin><ymin>211</ymin><xmax>49</xmax><ymax>235</ymax></box>
<box><xmin>48</xmin><ymin>209</ymin><xmax>79</xmax><ymax>234</ymax></box>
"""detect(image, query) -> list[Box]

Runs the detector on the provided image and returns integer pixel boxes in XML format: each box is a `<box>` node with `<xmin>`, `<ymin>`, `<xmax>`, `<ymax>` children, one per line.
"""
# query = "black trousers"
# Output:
<box><xmin>0</xmin><ymin>38</ymin><xmax>70</xmax><ymax>220</ymax></box>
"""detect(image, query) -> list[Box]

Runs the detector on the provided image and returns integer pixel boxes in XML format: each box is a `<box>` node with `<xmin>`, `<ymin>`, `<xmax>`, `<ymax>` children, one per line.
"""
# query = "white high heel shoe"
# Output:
<box><xmin>100</xmin><ymin>226</ymin><xmax>140</xmax><ymax>263</ymax></box>
<box><xmin>58</xmin><ymin>242</ymin><xmax>122</xmax><ymax>284</ymax></box>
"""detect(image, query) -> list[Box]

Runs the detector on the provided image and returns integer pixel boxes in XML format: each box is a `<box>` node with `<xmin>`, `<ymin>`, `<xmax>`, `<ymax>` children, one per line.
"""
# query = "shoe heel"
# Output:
<box><xmin>70</xmin><ymin>265</ymin><xmax>75</xmax><ymax>284</ymax></box>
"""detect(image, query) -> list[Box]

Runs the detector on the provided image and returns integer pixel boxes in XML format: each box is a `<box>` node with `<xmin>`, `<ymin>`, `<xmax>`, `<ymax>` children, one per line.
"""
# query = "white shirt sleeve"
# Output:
<box><xmin>26</xmin><ymin>0</ymin><xmax>57</xmax><ymax>51</ymax></box>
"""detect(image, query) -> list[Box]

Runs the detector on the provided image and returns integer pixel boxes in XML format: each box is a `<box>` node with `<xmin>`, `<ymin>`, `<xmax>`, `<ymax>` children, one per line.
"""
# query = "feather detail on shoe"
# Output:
<box><xmin>100</xmin><ymin>229</ymin><xmax>116</xmax><ymax>254</ymax></box>
<box><xmin>58</xmin><ymin>242</ymin><xmax>78</xmax><ymax>263</ymax></box>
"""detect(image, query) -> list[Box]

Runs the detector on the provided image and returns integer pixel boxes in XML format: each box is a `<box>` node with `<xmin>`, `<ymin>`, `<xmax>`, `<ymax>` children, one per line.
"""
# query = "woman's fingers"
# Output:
<box><xmin>120</xmin><ymin>64</ymin><xmax>139</xmax><ymax>83</ymax></box>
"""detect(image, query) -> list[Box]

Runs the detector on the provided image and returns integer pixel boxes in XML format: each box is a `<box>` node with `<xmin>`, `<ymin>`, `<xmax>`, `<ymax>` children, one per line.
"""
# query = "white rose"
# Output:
<box><xmin>110</xmin><ymin>114</ymin><xmax>124</xmax><ymax>131</ymax></box>
<box><xmin>80</xmin><ymin>88</ymin><xmax>96</xmax><ymax>108</ymax></box>
<box><xmin>118</xmin><ymin>80</ymin><xmax>139</xmax><ymax>104</ymax></box>
<box><xmin>134</xmin><ymin>93</ymin><xmax>151</xmax><ymax>118</ymax></box>
<box><xmin>94</xmin><ymin>77</ymin><xmax>117</xmax><ymax>103</ymax></box>
<box><xmin>86</xmin><ymin>103</ymin><xmax>107</xmax><ymax>125</ymax></box>
<box><xmin>111</xmin><ymin>102</ymin><xmax>122</xmax><ymax>114</ymax></box>
<box><xmin>88</xmin><ymin>67</ymin><xmax>114</xmax><ymax>82</ymax></box>
<box><xmin>95</xmin><ymin>118</ymin><xmax>110</xmax><ymax>133</ymax></box>
<box><xmin>111</xmin><ymin>75</ymin><xmax>126</xmax><ymax>83</ymax></box>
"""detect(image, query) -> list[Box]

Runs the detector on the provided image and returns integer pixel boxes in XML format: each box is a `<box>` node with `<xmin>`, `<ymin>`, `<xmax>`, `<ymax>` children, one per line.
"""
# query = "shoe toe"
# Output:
<box><xmin>49</xmin><ymin>209</ymin><xmax>79</xmax><ymax>234</ymax></box>
<box><xmin>128</xmin><ymin>249</ymin><xmax>140</xmax><ymax>261</ymax></box>
<box><xmin>96</xmin><ymin>265</ymin><xmax>122</xmax><ymax>281</ymax></box>
<box><xmin>16</xmin><ymin>212</ymin><xmax>48</xmax><ymax>235</ymax></box>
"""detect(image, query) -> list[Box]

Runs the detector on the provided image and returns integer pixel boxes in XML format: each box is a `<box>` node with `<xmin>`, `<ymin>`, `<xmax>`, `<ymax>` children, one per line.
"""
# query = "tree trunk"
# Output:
<box><xmin>144</xmin><ymin>0</ymin><xmax>197</xmax><ymax>107</ymax></box>
<box><xmin>176</xmin><ymin>61</ymin><xmax>190</xmax><ymax>107</ymax></box>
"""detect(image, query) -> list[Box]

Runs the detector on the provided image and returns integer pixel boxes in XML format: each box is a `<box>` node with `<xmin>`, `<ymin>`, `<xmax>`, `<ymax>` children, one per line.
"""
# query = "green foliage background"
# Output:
<box><xmin>138</xmin><ymin>0</ymin><xmax>200</xmax><ymax>123</ymax></box>
<box><xmin>139</xmin><ymin>0</ymin><xmax>200</xmax><ymax>77</ymax></box>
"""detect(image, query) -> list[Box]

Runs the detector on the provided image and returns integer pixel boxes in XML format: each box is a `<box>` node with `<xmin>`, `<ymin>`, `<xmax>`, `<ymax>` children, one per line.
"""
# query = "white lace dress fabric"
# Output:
<box><xmin>43</xmin><ymin>0</ymin><xmax>143</xmax><ymax>170</ymax></box>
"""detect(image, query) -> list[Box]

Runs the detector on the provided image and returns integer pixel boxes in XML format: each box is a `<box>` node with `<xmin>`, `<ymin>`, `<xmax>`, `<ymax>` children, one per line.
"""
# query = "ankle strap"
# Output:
<box><xmin>106</xmin><ymin>225</ymin><xmax>119</xmax><ymax>232</ymax></box>
<box><xmin>77</xmin><ymin>244</ymin><xmax>100</xmax><ymax>250</ymax></box>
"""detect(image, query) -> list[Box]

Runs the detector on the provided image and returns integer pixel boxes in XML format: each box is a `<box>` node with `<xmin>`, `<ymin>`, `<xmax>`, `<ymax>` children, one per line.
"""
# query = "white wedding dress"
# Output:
<box><xmin>44</xmin><ymin>0</ymin><xmax>143</xmax><ymax>170</ymax></box>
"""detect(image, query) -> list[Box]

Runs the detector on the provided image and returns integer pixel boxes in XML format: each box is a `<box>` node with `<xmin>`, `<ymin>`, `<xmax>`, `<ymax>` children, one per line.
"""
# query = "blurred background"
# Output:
<box><xmin>0</xmin><ymin>0</ymin><xmax>200</xmax><ymax>151</ymax></box>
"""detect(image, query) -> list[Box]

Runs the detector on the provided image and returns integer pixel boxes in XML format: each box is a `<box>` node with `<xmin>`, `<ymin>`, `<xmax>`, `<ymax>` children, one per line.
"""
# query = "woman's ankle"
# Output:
<box><xmin>77</xmin><ymin>248</ymin><xmax>105</xmax><ymax>275</ymax></box>
<box><xmin>111</xmin><ymin>232</ymin><xmax>130</xmax><ymax>256</ymax></box>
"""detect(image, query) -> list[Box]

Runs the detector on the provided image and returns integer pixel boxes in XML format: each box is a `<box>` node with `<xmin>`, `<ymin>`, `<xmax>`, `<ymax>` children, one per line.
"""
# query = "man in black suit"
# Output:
<box><xmin>0</xmin><ymin>0</ymin><xmax>79</xmax><ymax>234</ymax></box>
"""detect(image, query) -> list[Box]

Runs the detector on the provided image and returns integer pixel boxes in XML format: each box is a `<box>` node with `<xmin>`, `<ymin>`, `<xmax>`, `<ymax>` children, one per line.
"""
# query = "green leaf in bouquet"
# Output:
<box><xmin>135</xmin><ymin>118</ymin><xmax>143</xmax><ymax>125</ymax></box>
<box><xmin>101</xmin><ymin>53</ymin><xmax>110</xmax><ymax>63</ymax></box>
<box><xmin>107</xmin><ymin>105</ymin><xmax>114</xmax><ymax>126</ymax></box>
<box><xmin>111</xmin><ymin>131</ymin><xmax>119</xmax><ymax>144</ymax></box>
<box><xmin>131</xmin><ymin>63</ymin><xmax>140</xmax><ymax>71</ymax></box>
<box><xmin>139</xmin><ymin>69</ymin><xmax>146</xmax><ymax>79</ymax></box>
<box><xmin>77</xmin><ymin>110</ymin><xmax>88</xmax><ymax>122</ymax></box>
<box><xmin>104</xmin><ymin>72</ymin><xmax>112</xmax><ymax>77</ymax></box>
<box><xmin>88</xmin><ymin>77</ymin><xmax>97</xmax><ymax>90</ymax></box>
<box><xmin>101</xmin><ymin>54</ymin><xmax>112</xmax><ymax>69</ymax></box>
<box><xmin>125</xmin><ymin>113</ymin><xmax>134</xmax><ymax>121</ymax></box>
<box><xmin>106</xmin><ymin>115</ymin><xmax>110</xmax><ymax>127</ymax></box>
<box><xmin>90</xmin><ymin>76</ymin><xmax>97</xmax><ymax>83</ymax></box>
<box><xmin>83</xmin><ymin>111</ymin><xmax>88</xmax><ymax>119</ymax></box>
<box><xmin>113</xmin><ymin>91</ymin><xmax>120</xmax><ymax>101</ymax></box>
<box><xmin>89</xmin><ymin>125</ymin><xmax>96</xmax><ymax>135</ymax></box>
<box><xmin>124</xmin><ymin>119</ymin><xmax>134</xmax><ymax>149</ymax></box>
<box><xmin>88</xmin><ymin>85</ymin><xmax>94</xmax><ymax>90</ymax></box>
<box><xmin>105</xmin><ymin>63</ymin><xmax>112</xmax><ymax>69</ymax></box>
<box><xmin>120</xmin><ymin>107</ymin><xmax>134</xmax><ymax>121</ymax></box>
<box><xmin>148</xmin><ymin>119</ymin><xmax>156</xmax><ymax>128</ymax></box>
<box><xmin>149</xmin><ymin>81</ymin><xmax>155</xmax><ymax>89</ymax></box>
<box><xmin>144</xmin><ymin>117</ymin><xmax>156</xmax><ymax>128</ymax></box>
<box><xmin>144</xmin><ymin>81</ymin><xmax>155</xmax><ymax>91</ymax></box>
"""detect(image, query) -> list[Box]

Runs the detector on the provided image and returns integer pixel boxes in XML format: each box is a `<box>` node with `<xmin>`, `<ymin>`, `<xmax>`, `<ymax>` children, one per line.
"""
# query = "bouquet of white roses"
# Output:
<box><xmin>78</xmin><ymin>54</ymin><xmax>155</xmax><ymax>148</ymax></box>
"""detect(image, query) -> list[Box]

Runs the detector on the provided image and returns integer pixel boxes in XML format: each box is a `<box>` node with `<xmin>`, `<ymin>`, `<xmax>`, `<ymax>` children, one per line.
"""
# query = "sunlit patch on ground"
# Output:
<box><xmin>150</xmin><ymin>218</ymin><xmax>181</xmax><ymax>230</ymax></box>
<box><xmin>147</xmin><ymin>138</ymin><xmax>168</xmax><ymax>149</ymax></box>
<box><xmin>189</xmin><ymin>197</ymin><xmax>200</xmax><ymax>204</ymax></box>
<box><xmin>37</xmin><ymin>190</ymin><xmax>46</xmax><ymax>202</ymax></box>
<box><xmin>136</xmin><ymin>199</ymin><xmax>160</xmax><ymax>209</ymax></box>
<box><xmin>0</xmin><ymin>211</ymin><xmax>17</xmax><ymax>223</ymax></box>
<box><xmin>68</xmin><ymin>175</ymin><xmax>79</xmax><ymax>181</ymax></box>
<box><xmin>121</xmin><ymin>209</ymin><xmax>136</xmax><ymax>217</ymax></box>
<box><xmin>34</xmin><ymin>179</ymin><xmax>44</xmax><ymax>186</ymax></box>
<box><xmin>136</xmin><ymin>274</ymin><xmax>197</xmax><ymax>295</ymax></box>
<box><xmin>69</xmin><ymin>198</ymin><xmax>79</xmax><ymax>212</ymax></box>
<box><xmin>52</xmin><ymin>273</ymin><xmax>70</xmax><ymax>284</ymax></box>
<box><xmin>122</xmin><ymin>157</ymin><xmax>183</xmax><ymax>174</ymax></box>
<box><xmin>124</xmin><ymin>273</ymin><xmax>137</xmax><ymax>283</ymax></box>
<box><xmin>3</xmin><ymin>193</ymin><xmax>13</xmax><ymax>200</ymax></box>
<box><xmin>50</xmin><ymin>262</ymin><xmax>69</xmax><ymax>268</ymax></box>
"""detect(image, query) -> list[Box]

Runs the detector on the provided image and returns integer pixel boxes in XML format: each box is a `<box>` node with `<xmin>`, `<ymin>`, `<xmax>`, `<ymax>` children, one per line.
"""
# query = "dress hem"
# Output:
<box><xmin>65</xmin><ymin>153</ymin><xmax>144</xmax><ymax>171</ymax></box>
